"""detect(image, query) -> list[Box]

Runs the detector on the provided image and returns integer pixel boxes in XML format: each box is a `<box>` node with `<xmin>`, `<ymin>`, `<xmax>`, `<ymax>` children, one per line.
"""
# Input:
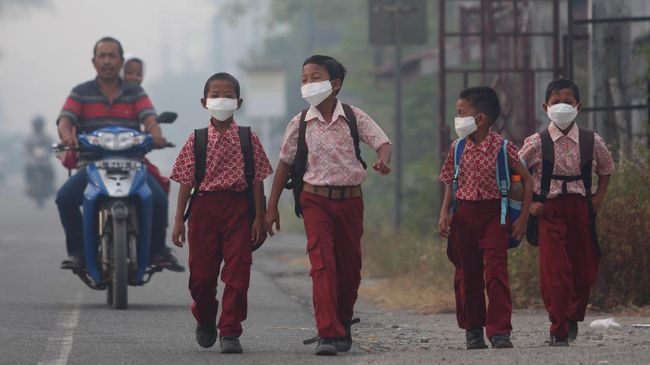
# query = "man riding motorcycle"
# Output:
<box><xmin>25</xmin><ymin>115</ymin><xmax>55</xmax><ymax>206</ymax></box>
<box><xmin>56</xmin><ymin>36</ymin><xmax>183</xmax><ymax>272</ymax></box>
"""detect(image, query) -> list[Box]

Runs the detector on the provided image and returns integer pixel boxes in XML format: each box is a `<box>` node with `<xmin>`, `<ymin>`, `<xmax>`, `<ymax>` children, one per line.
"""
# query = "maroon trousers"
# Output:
<box><xmin>538</xmin><ymin>194</ymin><xmax>600</xmax><ymax>338</ymax></box>
<box><xmin>300</xmin><ymin>191</ymin><xmax>364</xmax><ymax>338</ymax></box>
<box><xmin>448</xmin><ymin>200</ymin><xmax>513</xmax><ymax>339</ymax></box>
<box><xmin>187</xmin><ymin>191</ymin><xmax>252</xmax><ymax>337</ymax></box>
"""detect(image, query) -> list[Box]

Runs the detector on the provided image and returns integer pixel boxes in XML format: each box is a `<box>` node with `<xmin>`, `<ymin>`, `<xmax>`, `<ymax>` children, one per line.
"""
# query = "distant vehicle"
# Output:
<box><xmin>25</xmin><ymin>116</ymin><xmax>55</xmax><ymax>207</ymax></box>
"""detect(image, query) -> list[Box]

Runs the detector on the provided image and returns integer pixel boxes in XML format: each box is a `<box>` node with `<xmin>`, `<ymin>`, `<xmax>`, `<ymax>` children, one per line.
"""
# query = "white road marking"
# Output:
<box><xmin>38</xmin><ymin>292</ymin><xmax>82</xmax><ymax>365</ymax></box>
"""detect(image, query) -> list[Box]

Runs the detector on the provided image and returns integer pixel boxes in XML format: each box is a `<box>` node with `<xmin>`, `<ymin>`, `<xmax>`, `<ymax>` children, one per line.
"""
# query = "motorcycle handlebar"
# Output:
<box><xmin>53</xmin><ymin>141</ymin><xmax>175</xmax><ymax>152</ymax></box>
<box><xmin>52</xmin><ymin>143</ymin><xmax>79</xmax><ymax>152</ymax></box>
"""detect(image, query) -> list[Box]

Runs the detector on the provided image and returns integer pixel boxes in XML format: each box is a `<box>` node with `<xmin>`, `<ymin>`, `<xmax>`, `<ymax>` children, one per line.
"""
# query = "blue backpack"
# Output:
<box><xmin>450</xmin><ymin>138</ymin><xmax>522</xmax><ymax>249</ymax></box>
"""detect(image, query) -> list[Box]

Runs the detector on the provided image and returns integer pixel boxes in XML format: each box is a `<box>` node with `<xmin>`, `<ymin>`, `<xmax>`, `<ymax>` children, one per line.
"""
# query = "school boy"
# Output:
<box><xmin>170</xmin><ymin>72</ymin><xmax>273</xmax><ymax>353</ymax></box>
<box><xmin>438</xmin><ymin>86</ymin><xmax>533</xmax><ymax>350</ymax></box>
<box><xmin>265</xmin><ymin>55</ymin><xmax>392</xmax><ymax>356</ymax></box>
<box><xmin>519</xmin><ymin>79</ymin><xmax>614</xmax><ymax>346</ymax></box>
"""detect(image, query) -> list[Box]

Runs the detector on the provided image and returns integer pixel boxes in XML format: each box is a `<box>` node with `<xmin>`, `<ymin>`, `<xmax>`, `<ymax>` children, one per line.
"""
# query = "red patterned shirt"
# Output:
<box><xmin>170</xmin><ymin>120</ymin><xmax>273</xmax><ymax>192</ymax></box>
<box><xmin>518</xmin><ymin>122</ymin><xmax>614</xmax><ymax>199</ymax></box>
<box><xmin>439</xmin><ymin>131</ymin><xmax>520</xmax><ymax>200</ymax></box>
<box><xmin>279</xmin><ymin>101</ymin><xmax>391</xmax><ymax>186</ymax></box>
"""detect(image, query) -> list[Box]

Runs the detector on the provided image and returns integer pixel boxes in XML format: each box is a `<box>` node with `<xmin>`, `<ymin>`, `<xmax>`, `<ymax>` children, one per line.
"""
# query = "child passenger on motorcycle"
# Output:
<box><xmin>120</xmin><ymin>54</ymin><xmax>183</xmax><ymax>272</ymax></box>
<box><xmin>170</xmin><ymin>72</ymin><xmax>273</xmax><ymax>354</ymax></box>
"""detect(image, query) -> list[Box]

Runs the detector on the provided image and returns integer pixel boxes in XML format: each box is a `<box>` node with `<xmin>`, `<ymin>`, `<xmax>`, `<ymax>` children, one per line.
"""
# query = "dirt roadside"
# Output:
<box><xmin>255</xmin><ymin>233</ymin><xmax>650</xmax><ymax>364</ymax></box>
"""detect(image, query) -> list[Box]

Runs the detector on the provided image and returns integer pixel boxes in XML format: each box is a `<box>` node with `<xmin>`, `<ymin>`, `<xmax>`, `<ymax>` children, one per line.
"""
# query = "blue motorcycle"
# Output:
<box><xmin>55</xmin><ymin>114</ymin><xmax>175</xmax><ymax>309</ymax></box>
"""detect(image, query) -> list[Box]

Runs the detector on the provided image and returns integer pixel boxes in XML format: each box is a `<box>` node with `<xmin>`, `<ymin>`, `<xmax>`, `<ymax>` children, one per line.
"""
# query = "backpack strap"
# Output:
<box><xmin>450</xmin><ymin>138</ymin><xmax>466</xmax><ymax>214</ymax></box>
<box><xmin>183</xmin><ymin>127</ymin><xmax>208</xmax><ymax>222</ymax></box>
<box><xmin>578</xmin><ymin>128</ymin><xmax>595</xmax><ymax>197</ymax></box>
<box><xmin>238</xmin><ymin>126</ymin><xmax>256</xmax><ymax>223</ymax></box>
<box><xmin>538</xmin><ymin>128</ymin><xmax>555</xmax><ymax>202</ymax></box>
<box><xmin>341</xmin><ymin>103</ymin><xmax>367</xmax><ymax>169</ymax></box>
<box><xmin>287</xmin><ymin>110</ymin><xmax>309</xmax><ymax>217</ymax></box>
<box><xmin>495</xmin><ymin>139</ymin><xmax>511</xmax><ymax>225</ymax></box>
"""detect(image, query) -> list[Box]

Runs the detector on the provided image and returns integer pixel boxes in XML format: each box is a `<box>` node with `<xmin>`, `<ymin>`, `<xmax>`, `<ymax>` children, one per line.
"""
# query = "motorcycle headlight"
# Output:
<box><xmin>96</xmin><ymin>132</ymin><xmax>144</xmax><ymax>150</ymax></box>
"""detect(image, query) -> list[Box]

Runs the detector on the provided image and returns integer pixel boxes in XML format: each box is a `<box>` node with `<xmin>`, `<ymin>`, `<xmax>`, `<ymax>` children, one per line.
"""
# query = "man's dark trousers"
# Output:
<box><xmin>55</xmin><ymin>167</ymin><xmax>168</xmax><ymax>257</ymax></box>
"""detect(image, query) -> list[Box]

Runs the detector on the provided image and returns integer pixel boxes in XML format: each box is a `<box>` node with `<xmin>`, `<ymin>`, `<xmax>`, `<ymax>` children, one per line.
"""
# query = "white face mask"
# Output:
<box><xmin>301</xmin><ymin>80</ymin><xmax>332</xmax><ymax>107</ymax></box>
<box><xmin>206</xmin><ymin>98</ymin><xmax>238</xmax><ymax>121</ymax></box>
<box><xmin>454</xmin><ymin>116</ymin><xmax>478</xmax><ymax>139</ymax></box>
<box><xmin>547</xmin><ymin>103</ymin><xmax>578</xmax><ymax>130</ymax></box>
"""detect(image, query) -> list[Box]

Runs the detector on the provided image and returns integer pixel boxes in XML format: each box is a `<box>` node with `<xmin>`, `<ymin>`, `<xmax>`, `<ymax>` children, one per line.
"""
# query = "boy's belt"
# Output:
<box><xmin>303</xmin><ymin>182</ymin><xmax>362</xmax><ymax>200</ymax></box>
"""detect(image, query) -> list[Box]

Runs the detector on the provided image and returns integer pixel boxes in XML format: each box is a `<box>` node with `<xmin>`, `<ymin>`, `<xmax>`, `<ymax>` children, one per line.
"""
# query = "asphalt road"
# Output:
<box><xmin>1</xmin><ymin>179</ymin><xmax>649</xmax><ymax>365</ymax></box>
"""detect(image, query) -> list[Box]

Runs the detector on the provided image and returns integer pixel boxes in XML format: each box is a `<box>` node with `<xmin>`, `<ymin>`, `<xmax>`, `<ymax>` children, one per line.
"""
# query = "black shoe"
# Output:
<box><xmin>151</xmin><ymin>251</ymin><xmax>185</xmax><ymax>272</ymax></box>
<box><xmin>195</xmin><ymin>324</ymin><xmax>217</xmax><ymax>348</ymax></box>
<box><xmin>568</xmin><ymin>319</ymin><xmax>578</xmax><ymax>342</ymax></box>
<box><xmin>60</xmin><ymin>255</ymin><xmax>84</xmax><ymax>270</ymax></box>
<box><xmin>549</xmin><ymin>335</ymin><xmax>569</xmax><ymax>347</ymax></box>
<box><xmin>336</xmin><ymin>318</ymin><xmax>360</xmax><ymax>352</ymax></box>
<box><xmin>315</xmin><ymin>337</ymin><xmax>337</xmax><ymax>356</ymax></box>
<box><xmin>466</xmin><ymin>328</ymin><xmax>488</xmax><ymax>350</ymax></box>
<box><xmin>220</xmin><ymin>336</ymin><xmax>243</xmax><ymax>353</ymax></box>
<box><xmin>163</xmin><ymin>247</ymin><xmax>186</xmax><ymax>272</ymax></box>
<box><xmin>490</xmin><ymin>335</ymin><xmax>514</xmax><ymax>349</ymax></box>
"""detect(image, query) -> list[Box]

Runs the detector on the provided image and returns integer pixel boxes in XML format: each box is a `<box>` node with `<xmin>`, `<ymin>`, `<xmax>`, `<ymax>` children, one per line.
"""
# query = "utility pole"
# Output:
<box><xmin>392</xmin><ymin>2</ymin><xmax>404</xmax><ymax>230</ymax></box>
<box><xmin>369</xmin><ymin>0</ymin><xmax>427</xmax><ymax>231</ymax></box>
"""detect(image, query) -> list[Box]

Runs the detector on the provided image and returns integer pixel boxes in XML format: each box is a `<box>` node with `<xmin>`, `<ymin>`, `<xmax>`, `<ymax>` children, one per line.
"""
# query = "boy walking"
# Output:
<box><xmin>519</xmin><ymin>79</ymin><xmax>614</xmax><ymax>346</ymax></box>
<box><xmin>170</xmin><ymin>73</ymin><xmax>273</xmax><ymax>353</ymax></box>
<box><xmin>438</xmin><ymin>86</ymin><xmax>533</xmax><ymax>349</ymax></box>
<box><xmin>265</xmin><ymin>55</ymin><xmax>392</xmax><ymax>356</ymax></box>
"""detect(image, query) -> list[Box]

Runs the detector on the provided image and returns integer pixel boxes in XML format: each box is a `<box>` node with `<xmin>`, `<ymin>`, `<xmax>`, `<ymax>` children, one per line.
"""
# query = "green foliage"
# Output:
<box><xmin>362</xmin><ymin>226</ymin><xmax>451</xmax><ymax>286</ymax></box>
<box><xmin>590</xmin><ymin>153</ymin><xmax>650</xmax><ymax>309</ymax></box>
<box><xmin>508</xmin><ymin>243</ymin><xmax>542</xmax><ymax>308</ymax></box>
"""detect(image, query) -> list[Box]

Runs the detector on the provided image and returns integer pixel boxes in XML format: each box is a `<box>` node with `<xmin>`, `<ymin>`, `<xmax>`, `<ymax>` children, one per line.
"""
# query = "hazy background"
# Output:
<box><xmin>1</xmin><ymin>0</ymin><xmax>648</xmax><ymax>312</ymax></box>
<box><xmin>0</xmin><ymin>0</ymin><xmax>286</xmax><ymax>178</ymax></box>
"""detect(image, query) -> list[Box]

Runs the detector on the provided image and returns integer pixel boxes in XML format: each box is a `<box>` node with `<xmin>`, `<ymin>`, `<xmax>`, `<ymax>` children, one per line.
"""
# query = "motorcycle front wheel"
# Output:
<box><xmin>112</xmin><ymin>217</ymin><xmax>128</xmax><ymax>309</ymax></box>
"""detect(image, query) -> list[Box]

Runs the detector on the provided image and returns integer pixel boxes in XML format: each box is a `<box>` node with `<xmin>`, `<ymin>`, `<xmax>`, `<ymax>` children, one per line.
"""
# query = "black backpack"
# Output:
<box><xmin>284</xmin><ymin>104</ymin><xmax>366</xmax><ymax>217</ymax></box>
<box><xmin>182</xmin><ymin>126</ymin><xmax>255</xmax><ymax>224</ymax></box>
<box><xmin>525</xmin><ymin>127</ymin><xmax>600</xmax><ymax>256</ymax></box>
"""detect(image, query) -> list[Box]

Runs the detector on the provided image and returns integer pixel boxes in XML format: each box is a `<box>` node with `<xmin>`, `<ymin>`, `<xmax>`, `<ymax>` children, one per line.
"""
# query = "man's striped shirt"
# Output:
<box><xmin>58</xmin><ymin>78</ymin><xmax>156</xmax><ymax>133</ymax></box>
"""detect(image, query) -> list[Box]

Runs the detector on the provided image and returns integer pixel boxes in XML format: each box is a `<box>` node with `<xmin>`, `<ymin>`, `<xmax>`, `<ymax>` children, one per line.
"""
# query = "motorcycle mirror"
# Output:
<box><xmin>156</xmin><ymin>112</ymin><xmax>177</xmax><ymax>124</ymax></box>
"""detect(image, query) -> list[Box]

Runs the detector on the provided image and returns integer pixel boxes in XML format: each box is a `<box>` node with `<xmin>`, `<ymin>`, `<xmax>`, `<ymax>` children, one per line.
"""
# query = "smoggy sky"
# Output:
<box><xmin>0</xmin><ymin>0</ymin><xmax>216</xmax><ymax>136</ymax></box>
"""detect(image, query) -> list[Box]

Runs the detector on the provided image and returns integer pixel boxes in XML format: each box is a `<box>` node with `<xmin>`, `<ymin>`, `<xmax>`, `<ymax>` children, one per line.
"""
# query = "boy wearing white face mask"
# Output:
<box><xmin>265</xmin><ymin>55</ymin><xmax>392</xmax><ymax>356</ymax></box>
<box><xmin>438</xmin><ymin>86</ymin><xmax>533</xmax><ymax>350</ymax></box>
<box><xmin>519</xmin><ymin>79</ymin><xmax>614</xmax><ymax>347</ymax></box>
<box><xmin>169</xmin><ymin>72</ymin><xmax>273</xmax><ymax>353</ymax></box>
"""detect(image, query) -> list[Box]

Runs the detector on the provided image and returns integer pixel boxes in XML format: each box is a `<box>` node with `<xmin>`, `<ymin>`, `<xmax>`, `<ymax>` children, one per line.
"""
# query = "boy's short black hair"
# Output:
<box><xmin>303</xmin><ymin>55</ymin><xmax>347</xmax><ymax>84</ymax></box>
<box><xmin>545</xmin><ymin>78</ymin><xmax>580</xmax><ymax>103</ymax></box>
<box><xmin>458</xmin><ymin>86</ymin><xmax>501</xmax><ymax>124</ymax></box>
<box><xmin>203</xmin><ymin>72</ymin><xmax>241</xmax><ymax>98</ymax></box>
<box><xmin>93</xmin><ymin>36</ymin><xmax>124</xmax><ymax>59</ymax></box>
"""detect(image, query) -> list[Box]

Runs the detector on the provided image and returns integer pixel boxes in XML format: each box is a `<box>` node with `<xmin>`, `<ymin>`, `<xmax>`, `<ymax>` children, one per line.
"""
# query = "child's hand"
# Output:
<box><xmin>372</xmin><ymin>159</ymin><xmax>391</xmax><ymax>175</ymax></box>
<box><xmin>152</xmin><ymin>135</ymin><xmax>168</xmax><ymax>149</ymax></box>
<box><xmin>172</xmin><ymin>219</ymin><xmax>186</xmax><ymax>248</ymax></box>
<box><xmin>438</xmin><ymin>211</ymin><xmax>451</xmax><ymax>238</ymax></box>
<box><xmin>251</xmin><ymin>218</ymin><xmax>267</xmax><ymax>251</ymax></box>
<box><xmin>264</xmin><ymin>207</ymin><xmax>281</xmax><ymax>236</ymax></box>
<box><xmin>530</xmin><ymin>202</ymin><xmax>544</xmax><ymax>217</ymax></box>
<box><xmin>592</xmin><ymin>193</ymin><xmax>605</xmax><ymax>212</ymax></box>
<box><xmin>511</xmin><ymin>216</ymin><xmax>528</xmax><ymax>241</ymax></box>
